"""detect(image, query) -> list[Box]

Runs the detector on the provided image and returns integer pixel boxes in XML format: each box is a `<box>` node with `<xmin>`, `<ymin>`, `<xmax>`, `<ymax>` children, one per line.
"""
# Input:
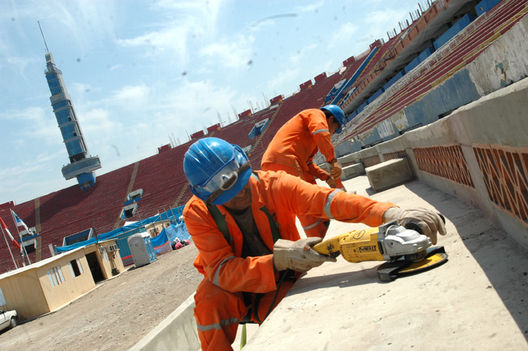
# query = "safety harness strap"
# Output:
<box><xmin>259</xmin><ymin>206</ymin><xmax>281</xmax><ymax>244</ymax></box>
<box><xmin>206</xmin><ymin>203</ymin><xmax>232</xmax><ymax>246</ymax></box>
<box><xmin>251</xmin><ymin>172</ymin><xmax>281</xmax><ymax>244</ymax></box>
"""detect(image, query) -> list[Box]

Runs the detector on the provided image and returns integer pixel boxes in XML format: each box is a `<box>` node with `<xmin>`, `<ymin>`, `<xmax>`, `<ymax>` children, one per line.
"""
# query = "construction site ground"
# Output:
<box><xmin>0</xmin><ymin>243</ymin><xmax>202</xmax><ymax>351</ymax></box>
<box><xmin>1</xmin><ymin>174</ymin><xmax>528</xmax><ymax>350</ymax></box>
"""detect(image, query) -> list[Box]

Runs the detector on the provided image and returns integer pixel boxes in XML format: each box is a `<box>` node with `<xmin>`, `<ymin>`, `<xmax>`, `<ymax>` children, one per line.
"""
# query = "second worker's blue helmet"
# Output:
<box><xmin>321</xmin><ymin>104</ymin><xmax>346</xmax><ymax>134</ymax></box>
<box><xmin>183</xmin><ymin>137</ymin><xmax>252</xmax><ymax>205</ymax></box>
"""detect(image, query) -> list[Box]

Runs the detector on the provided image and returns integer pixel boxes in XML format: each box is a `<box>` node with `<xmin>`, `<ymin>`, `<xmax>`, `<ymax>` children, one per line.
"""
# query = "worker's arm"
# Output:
<box><xmin>183</xmin><ymin>199</ymin><xmax>278</xmax><ymax>294</ymax></box>
<box><xmin>304</xmin><ymin>110</ymin><xmax>342</xmax><ymax>179</ymax></box>
<box><xmin>306</xmin><ymin>161</ymin><xmax>330</xmax><ymax>180</ymax></box>
<box><xmin>271</xmin><ymin>172</ymin><xmax>395</xmax><ymax>228</ymax></box>
<box><xmin>304</xmin><ymin>110</ymin><xmax>337</xmax><ymax>164</ymax></box>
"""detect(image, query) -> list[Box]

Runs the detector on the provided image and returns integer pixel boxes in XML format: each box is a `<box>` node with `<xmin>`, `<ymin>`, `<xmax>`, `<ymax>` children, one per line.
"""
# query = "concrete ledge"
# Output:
<box><xmin>129</xmin><ymin>294</ymin><xmax>200</xmax><ymax>351</ymax></box>
<box><xmin>341</xmin><ymin>163</ymin><xmax>365</xmax><ymax>180</ymax></box>
<box><xmin>337</xmin><ymin>153</ymin><xmax>358</xmax><ymax>167</ymax></box>
<box><xmin>365</xmin><ymin>158</ymin><xmax>414</xmax><ymax>192</ymax></box>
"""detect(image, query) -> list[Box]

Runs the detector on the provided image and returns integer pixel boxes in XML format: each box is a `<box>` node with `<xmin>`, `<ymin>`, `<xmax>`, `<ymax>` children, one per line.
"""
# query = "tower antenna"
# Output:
<box><xmin>37</xmin><ymin>21</ymin><xmax>50</xmax><ymax>53</ymax></box>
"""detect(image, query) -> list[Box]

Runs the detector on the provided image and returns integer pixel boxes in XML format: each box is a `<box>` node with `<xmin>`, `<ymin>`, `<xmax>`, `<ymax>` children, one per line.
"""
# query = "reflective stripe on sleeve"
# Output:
<box><xmin>312</xmin><ymin>128</ymin><xmax>329</xmax><ymax>135</ymax></box>
<box><xmin>302</xmin><ymin>219</ymin><xmax>322</xmax><ymax>230</ymax></box>
<box><xmin>213</xmin><ymin>256</ymin><xmax>236</xmax><ymax>286</ymax></box>
<box><xmin>197</xmin><ymin>317</ymin><xmax>239</xmax><ymax>331</ymax></box>
<box><xmin>324</xmin><ymin>189</ymin><xmax>342</xmax><ymax>219</ymax></box>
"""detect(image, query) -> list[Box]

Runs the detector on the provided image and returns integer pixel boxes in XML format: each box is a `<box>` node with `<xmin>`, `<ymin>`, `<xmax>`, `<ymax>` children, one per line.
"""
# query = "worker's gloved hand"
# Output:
<box><xmin>273</xmin><ymin>237</ymin><xmax>337</xmax><ymax>272</ymax></box>
<box><xmin>382</xmin><ymin>207</ymin><xmax>447</xmax><ymax>244</ymax></box>
<box><xmin>329</xmin><ymin>161</ymin><xmax>342</xmax><ymax>179</ymax></box>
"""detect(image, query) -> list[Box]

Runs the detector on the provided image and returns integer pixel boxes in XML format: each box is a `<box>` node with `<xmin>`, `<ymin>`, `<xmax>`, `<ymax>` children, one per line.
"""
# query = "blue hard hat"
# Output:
<box><xmin>183</xmin><ymin>137</ymin><xmax>252</xmax><ymax>205</ymax></box>
<box><xmin>321</xmin><ymin>104</ymin><xmax>346</xmax><ymax>134</ymax></box>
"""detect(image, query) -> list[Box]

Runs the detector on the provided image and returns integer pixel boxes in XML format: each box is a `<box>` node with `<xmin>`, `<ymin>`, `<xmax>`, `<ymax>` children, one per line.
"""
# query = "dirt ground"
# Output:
<box><xmin>0</xmin><ymin>244</ymin><xmax>202</xmax><ymax>351</ymax></box>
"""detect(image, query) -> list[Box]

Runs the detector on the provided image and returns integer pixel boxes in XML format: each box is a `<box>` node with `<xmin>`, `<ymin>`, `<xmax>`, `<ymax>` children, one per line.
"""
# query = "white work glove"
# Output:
<box><xmin>273</xmin><ymin>237</ymin><xmax>337</xmax><ymax>272</ymax></box>
<box><xmin>382</xmin><ymin>207</ymin><xmax>446</xmax><ymax>245</ymax></box>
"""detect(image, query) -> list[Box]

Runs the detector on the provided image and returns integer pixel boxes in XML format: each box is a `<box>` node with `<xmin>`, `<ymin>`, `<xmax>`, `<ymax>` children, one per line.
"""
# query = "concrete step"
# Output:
<box><xmin>341</xmin><ymin>163</ymin><xmax>365</xmax><ymax>180</ymax></box>
<box><xmin>365</xmin><ymin>157</ymin><xmax>414</xmax><ymax>192</ymax></box>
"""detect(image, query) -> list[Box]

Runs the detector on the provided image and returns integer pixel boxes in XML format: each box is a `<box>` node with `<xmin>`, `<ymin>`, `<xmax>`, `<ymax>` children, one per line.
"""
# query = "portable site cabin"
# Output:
<box><xmin>0</xmin><ymin>239</ymin><xmax>124</xmax><ymax>321</ymax></box>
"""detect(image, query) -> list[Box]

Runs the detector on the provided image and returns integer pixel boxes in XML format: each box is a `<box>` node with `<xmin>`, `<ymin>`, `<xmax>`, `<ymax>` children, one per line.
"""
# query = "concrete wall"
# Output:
<box><xmin>468</xmin><ymin>15</ymin><xmax>528</xmax><ymax>96</ymax></box>
<box><xmin>130</xmin><ymin>294</ymin><xmax>200</xmax><ymax>351</ymax></box>
<box><xmin>342</xmin><ymin>77</ymin><xmax>528</xmax><ymax>250</ymax></box>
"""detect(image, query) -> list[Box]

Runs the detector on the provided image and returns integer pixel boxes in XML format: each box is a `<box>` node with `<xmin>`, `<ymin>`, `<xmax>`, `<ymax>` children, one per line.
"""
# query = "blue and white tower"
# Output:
<box><xmin>44</xmin><ymin>50</ymin><xmax>101</xmax><ymax>190</ymax></box>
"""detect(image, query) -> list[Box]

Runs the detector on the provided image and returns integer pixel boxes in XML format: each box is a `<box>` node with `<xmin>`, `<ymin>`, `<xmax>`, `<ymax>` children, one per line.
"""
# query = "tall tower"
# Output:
<box><xmin>43</xmin><ymin>47</ymin><xmax>101</xmax><ymax>190</ymax></box>
<box><xmin>44</xmin><ymin>52</ymin><xmax>102</xmax><ymax>190</ymax></box>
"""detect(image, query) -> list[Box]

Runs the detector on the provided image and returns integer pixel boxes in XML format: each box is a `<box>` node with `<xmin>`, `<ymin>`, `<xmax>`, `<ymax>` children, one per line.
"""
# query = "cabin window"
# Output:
<box><xmin>47</xmin><ymin>266</ymin><xmax>65</xmax><ymax>287</ymax></box>
<box><xmin>69</xmin><ymin>259</ymin><xmax>83</xmax><ymax>277</ymax></box>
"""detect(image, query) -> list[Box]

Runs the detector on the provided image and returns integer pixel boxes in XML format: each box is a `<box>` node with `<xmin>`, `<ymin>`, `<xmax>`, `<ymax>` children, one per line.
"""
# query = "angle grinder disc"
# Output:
<box><xmin>376</xmin><ymin>246</ymin><xmax>448</xmax><ymax>282</ymax></box>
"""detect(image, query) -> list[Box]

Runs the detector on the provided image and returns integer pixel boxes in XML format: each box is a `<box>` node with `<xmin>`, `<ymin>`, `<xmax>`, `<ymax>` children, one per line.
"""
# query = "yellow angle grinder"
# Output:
<box><xmin>312</xmin><ymin>219</ymin><xmax>448</xmax><ymax>282</ymax></box>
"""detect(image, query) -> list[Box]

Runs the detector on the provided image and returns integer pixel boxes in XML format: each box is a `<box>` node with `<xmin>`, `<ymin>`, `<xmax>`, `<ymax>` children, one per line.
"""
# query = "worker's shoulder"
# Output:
<box><xmin>253</xmin><ymin>170</ymin><xmax>301</xmax><ymax>188</ymax></box>
<box><xmin>253</xmin><ymin>169</ymin><xmax>290</xmax><ymax>180</ymax></box>
<box><xmin>298</xmin><ymin>108</ymin><xmax>324</xmax><ymax>118</ymax></box>
<box><xmin>182</xmin><ymin>195</ymin><xmax>207</xmax><ymax>217</ymax></box>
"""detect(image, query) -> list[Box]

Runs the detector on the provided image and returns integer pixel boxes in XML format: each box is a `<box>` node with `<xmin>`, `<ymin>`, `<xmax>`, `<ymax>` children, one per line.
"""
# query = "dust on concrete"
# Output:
<box><xmin>0</xmin><ymin>244</ymin><xmax>201</xmax><ymax>351</ymax></box>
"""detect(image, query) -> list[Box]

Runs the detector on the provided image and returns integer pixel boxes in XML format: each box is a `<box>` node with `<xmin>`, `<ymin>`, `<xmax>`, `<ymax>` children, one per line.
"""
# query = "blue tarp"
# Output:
<box><xmin>56</xmin><ymin>205</ymin><xmax>186</xmax><ymax>253</ymax></box>
<box><xmin>162</xmin><ymin>222</ymin><xmax>191</xmax><ymax>244</ymax></box>
<box><xmin>150</xmin><ymin>230</ymin><xmax>172</xmax><ymax>255</ymax></box>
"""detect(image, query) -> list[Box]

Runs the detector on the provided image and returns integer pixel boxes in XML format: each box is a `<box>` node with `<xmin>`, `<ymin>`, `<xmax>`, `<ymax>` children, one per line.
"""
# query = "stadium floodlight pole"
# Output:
<box><xmin>0</xmin><ymin>225</ymin><xmax>19</xmax><ymax>269</ymax></box>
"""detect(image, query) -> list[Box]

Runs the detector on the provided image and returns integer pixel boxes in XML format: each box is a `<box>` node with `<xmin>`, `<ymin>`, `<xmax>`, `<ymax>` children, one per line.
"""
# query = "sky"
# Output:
<box><xmin>1</xmin><ymin>0</ymin><xmax>424</xmax><ymax>205</ymax></box>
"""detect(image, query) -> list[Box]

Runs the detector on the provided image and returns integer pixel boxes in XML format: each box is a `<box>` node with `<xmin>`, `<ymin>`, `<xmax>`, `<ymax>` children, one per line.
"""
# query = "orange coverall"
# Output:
<box><xmin>261</xmin><ymin>108</ymin><xmax>344</xmax><ymax>237</ymax></box>
<box><xmin>183</xmin><ymin>170</ymin><xmax>394</xmax><ymax>350</ymax></box>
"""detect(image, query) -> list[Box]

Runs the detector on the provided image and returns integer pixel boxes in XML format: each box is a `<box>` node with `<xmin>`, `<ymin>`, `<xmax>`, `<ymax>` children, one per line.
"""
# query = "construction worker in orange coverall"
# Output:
<box><xmin>182</xmin><ymin>137</ymin><xmax>446</xmax><ymax>351</ymax></box>
<box><xmin>261</xmin><ymin>104</ymin><xmax>348</xmax><ymax>238</ymax></box>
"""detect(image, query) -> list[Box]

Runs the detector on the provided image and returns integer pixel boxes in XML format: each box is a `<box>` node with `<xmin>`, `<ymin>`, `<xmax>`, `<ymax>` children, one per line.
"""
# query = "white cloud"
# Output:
<box><xmin>295</xmin><ymin>1</ymin><xmax>324</xmax><ymax>13</ymax></box>
<box><xmin>365</xmin><ymin>9</ymin><xmax>409</xmax><ymax>26</ymax></box>
<box><xmin>289</xmin><ymin>43</ymin><xmax>317</xmax><ymax>66</ymax></box>
<box><xmin>160</xmin><ymin>80</ymin><xmax>238</xmax><ymax>122</ymax></box>
<box><xmin>113</xmin><ymin>85</ymin><xmax>150</xmax><ymax>104</ymax></box>
<box><xmin>5</xmin><ymin>56</ymin><xmax>38</xmax><ymax>78</ymax></box>
<box><xmin>40</xmin><ymin>1</ymin><xmax>116</xmax><ymax>53</ymax></box>
<box><xmin>266</xmin><ymin>67</ymin><xmax>300</xmax><ymax>95</ymax></box>
<box><xmin>0</xmin><ymin>145</ymin><xmax>66</xmax><ymax>204</ymax></box>
<box><xmin>153</xmin><ymin>0</ymin><xmax>224</xmax><ymax>21</ymax></box>
<box><xmin>0</xmin><ymin>106</ymin><xmax>60</xmax><ymax>144</ymax></box>
<box><xmin>360</xmin><ymin>8</ymin><xmax>411</xmax><ymax>43</ymax></box>
<box><xmin>199</xmin><ymin>34</ymin><xmax>255</xmax><ymax>69</ymax></box>
<box><xmin>118</xmin><ymin>0</ymin><xmax>225</xmax><ymax>64</ymax></box>
<box><xmin>80</xmin><ymin>108</ymin><xmax>121</xmax><ymax>135</ymax></box>
<box><xmin>328</xmin><ymin>22</ymin><xmax>359</xmax><ymax>49</ymax></box>
<box><xmin>117</xmin><ymin>23</ymin><xmax>191</xmax><ymax>62</ymax></box>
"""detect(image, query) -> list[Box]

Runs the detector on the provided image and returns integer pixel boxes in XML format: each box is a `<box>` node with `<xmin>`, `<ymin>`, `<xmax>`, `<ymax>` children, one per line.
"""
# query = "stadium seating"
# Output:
<box><xmin>347</xmin><ymin>0</ymin><xmax>528</xmax><ymax>138</ymax></box>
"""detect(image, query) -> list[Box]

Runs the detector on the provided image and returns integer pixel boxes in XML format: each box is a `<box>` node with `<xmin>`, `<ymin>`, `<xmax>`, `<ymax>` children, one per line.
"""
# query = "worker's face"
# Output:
<box><xmin>223</xmin><ymin>182</ymin><xmax>252</xmax><ymax>211</ymax></box>
<box><xmin>328</xmin><ymin>117</ymin><xmax>339</xmax><ymax>134</ymax></box>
